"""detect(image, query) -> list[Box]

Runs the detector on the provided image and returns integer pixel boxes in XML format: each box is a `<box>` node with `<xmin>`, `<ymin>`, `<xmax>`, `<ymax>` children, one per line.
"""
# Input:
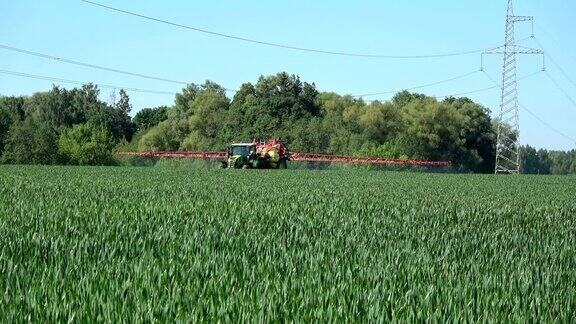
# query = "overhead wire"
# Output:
<box><xmin>436</xmin><ymin>84</ymin><xmax>499</xmax><ymax>99</ymax></box>
<box><xmin>531</xmin><ymin>36</ymin><xmax>576</xmax><ymax>110</ymax></box>
<box><xmin>534</xmin><ymin>37</ymin><xmax>576</xmax><ymax>107</ymax></box>
<box><xmin>0</xmin><ymin>43</ymin><xmax>238</xmax><ymax>92</ymax></box>
<box><xmin>353</xmin><ymin>70</ymin><xmax>480</xmax><ymax>97</ymax></box>
<box><xmin>361</xmin><ymin>70</ymin><xmax>542</xmax><ymax>103</ymax></box>
<box><xmin>80</xmin><ymin>0</ymin><xmax>499</xmax><ymax>60</ymax></box>
<box><xmin>1</xmin><ymin>43</ymin><xmax>516</xmax><ymax>101</ymax></box>
<box><xmin>519</xmin><ymin>103</ymin><xmax>576</xmax><ymax>146</ymax></box>
<box><xmin>0</xmin><ymin>68</ymin><xmax>178</xmax><ymax>96</ymax></box>
<box><xmin>543</xmin><ymin>70</ymin><xmax>576</xmax><ymax>111</ymax></box>
<box><xmin>533</xmin><ymin>37</ymin><xmax>576</xmax><ymax>90</ymax></box>
<box><xmin>481</xmin><ymin>69</ymin><xmax>576</xmax><ymax>146</ymax></box>
<box><xmin>515</xmin><ymin>1</ymin><xmax>576</xmax><ymax>63</ymax></box>
<box><xmin>534</xmin><ymin>23</ymin><xmax>576</xmax><ymax>63</ymax></box>
<box><xmin>2</xmin><ymin>65</ymin><xmax>529</xmax><ymax>107</ymax></box>
<box><xmin>433</xmin><ymin>71</ymin><xmax>540</xmax><ymax>99</ymax></box>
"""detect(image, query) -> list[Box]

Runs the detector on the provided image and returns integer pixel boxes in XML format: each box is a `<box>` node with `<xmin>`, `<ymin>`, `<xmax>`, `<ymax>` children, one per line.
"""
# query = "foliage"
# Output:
<box><xmin>549</xmin><ymin>150</ymin><xmax>576</xmax><ymax>174</ymax></box>
<box><xmin>396</xmin><ymin>98</ymin><xmax>465</xmax><ymax>161</ymax></box>
<box><xmin>0</xmin><ymin>97</ymin><xmax>25</xmax><ymax>155</ymax></box>
<box><xmin>58</xmin><ymin>123</ymin><xmax>115</xmax><ymax>165</ymax></box>
<box><xmin>1</xmin><ymin>117</ymin><xmax>62</xmax><ymax>165</ymax></box>
<box><xmin>449</xmin><ymin>97</ymin><xmax>495</xmax><ymax>173</ymax></box>
<box><xmin>520</xmin><ymin>145</ymin><xmax>576</xmax><ymax>175</ymax></box>
<box><xmin>138</xmin><ymin>119</ymin><xmax>189</xmax><ymax>151</ymax></box>
<box><xmin>0</xmin><ymin>166</ymin><xmax>575</xmax><ymax>321</ymax></box>
<box><xmin>354</xmin><ymin>142</ymin><xmax>404</xmax><ymax>159</ymax></box>
<box><xmin>115</xmin><ymin>89</ymin><xmax>132</xmax><ymax>114</ymax></box>
<box><xmin>0</xmin><ymin>84</ymin><xmax>135</xmax><ymax>165</ymax></box>
<box><xmin>132</xmin><ymin>106</ymin><xmax>168</xmax><ymax>132</ymax></box>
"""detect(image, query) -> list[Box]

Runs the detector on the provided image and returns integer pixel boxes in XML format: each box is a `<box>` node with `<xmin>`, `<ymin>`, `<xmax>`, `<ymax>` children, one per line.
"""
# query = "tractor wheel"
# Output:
<box><xmin>279</xmin><ymin>159</ymin><xmax>287</xmax><ymax>169</ymax></box>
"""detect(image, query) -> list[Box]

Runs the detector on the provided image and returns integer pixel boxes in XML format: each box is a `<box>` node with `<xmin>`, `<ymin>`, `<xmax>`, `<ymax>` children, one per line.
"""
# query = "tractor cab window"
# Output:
<box><xmin>230</xmin><ymin>146</ymin><xmax>251</xmax><ymax>157</ymax></box>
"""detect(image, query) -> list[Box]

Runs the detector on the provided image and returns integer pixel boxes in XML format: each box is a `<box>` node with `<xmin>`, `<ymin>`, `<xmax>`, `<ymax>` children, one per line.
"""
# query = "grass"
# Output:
<box><xmin>0</xmin><ymin>165</ymin><xmax>575</xmax><ymax>321</ymax></box>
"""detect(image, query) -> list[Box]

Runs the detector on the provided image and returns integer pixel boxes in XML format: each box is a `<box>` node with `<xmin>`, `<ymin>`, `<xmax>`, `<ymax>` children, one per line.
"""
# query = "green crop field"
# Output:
<box><xmin>0</xmin><ymin>166</ymin><xmax>575</xmax><ymax>321</ymax></box>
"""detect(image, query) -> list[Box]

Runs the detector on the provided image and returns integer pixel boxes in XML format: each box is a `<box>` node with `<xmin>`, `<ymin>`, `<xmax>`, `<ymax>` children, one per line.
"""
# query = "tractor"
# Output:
<box><xmin>223</xmin><ymin>139</ymin><xmax>289</xmax><ymax>169</ymax></box>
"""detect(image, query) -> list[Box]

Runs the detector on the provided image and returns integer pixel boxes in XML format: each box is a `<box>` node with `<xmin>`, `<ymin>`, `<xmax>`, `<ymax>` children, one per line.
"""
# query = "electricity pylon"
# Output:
<box><xmin>482</xmin><ymin>0</ymin><xmax>544</xmax><ymax>174</ymax></box>
<box><xmin>108</xmin><ymin>88</ymin><xmax>117</xmax><ymax>107</ymax></box>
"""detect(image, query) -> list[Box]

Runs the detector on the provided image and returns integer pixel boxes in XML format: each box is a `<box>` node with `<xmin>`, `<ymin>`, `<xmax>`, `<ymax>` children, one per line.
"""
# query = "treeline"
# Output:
<box><xmin>520</xmin><ymin>146</ymin><xmax>576</xmax><ymax>174</ymax></box>
<box><xmin>0</xmin><ymin>84</ymin><xmax>133</xmax><ymax>165</ymax></box>
<box><xmin>0</xmin><ymin>72</ymin><xmax>574</xmax><ymax>173</ymax></box>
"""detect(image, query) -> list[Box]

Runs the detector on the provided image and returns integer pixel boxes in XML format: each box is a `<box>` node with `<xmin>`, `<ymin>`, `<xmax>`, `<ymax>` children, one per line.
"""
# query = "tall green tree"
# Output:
<box><xmin>396</xmin><ymin>98</ymin><xmax>465</xmax><ymax>161</ymax></box>
<box><xmin>520</xmin><ymin>145</ymin><xmax>552</xmax><ymax>174</ymax></box>
<box><xmin>1</xmin><ymin>117</ymin><xmax>61</xmax><ymax>165</ymax></box>
<box><xmin>358</xmin><ymin>101</ymin><xmax>403</xmax><ymax>144</ymax></box>
<box><xmin>445</xmin><ymin>97</ymin><xmax>496</xmax><ymax>172</ymax></box>
<box><xmin>182</xmin><ymin>84</ymin><xmax>230</xmax><ymax>150</ymax></box>
<box><xmin>139</xmin><ymin>82</ymin><xmax>228</xmax><ymax>151</ymax></box>
<box><xmin>392</xmin><ymin>90</ymin><xmax>427</xmax><ymax>108</ymax></box>
<box><xmin>116</xmin><ymin>89</ymin><xmax>132</xmax><ymax>114</ymax></box>
<box><xmin>133</xmin><ymin>106</ymin><xmax>168</xmax><ymax>132</ymax></box>
<box><xmin>0</xmin><ymin>96</ymin><xmax>25</xmax><ymax>155</ymax></box>
<box><xmin>59</xmin><ymin>123</ymin><xmax>115</xmax><ymax>165</ymax></box>
<box><xmin>548</xmin><ymin>150</ymin><xmax>575</xmax><ymax>174</ymax></box>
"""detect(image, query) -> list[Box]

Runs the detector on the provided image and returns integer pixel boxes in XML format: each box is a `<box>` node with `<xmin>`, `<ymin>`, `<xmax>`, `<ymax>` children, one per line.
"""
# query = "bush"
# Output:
<box><xmin>58</xmin><ymin>123</ymin><xmax>115</xmax><ymax>165</ymax></box>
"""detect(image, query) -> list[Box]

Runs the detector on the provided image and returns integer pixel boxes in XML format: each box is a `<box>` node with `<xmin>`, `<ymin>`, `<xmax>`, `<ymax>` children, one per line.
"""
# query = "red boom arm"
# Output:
<box><xmin>117</xmin><ymin>151</ymin><xmax>451</xmax><ymax>167</ymax></box>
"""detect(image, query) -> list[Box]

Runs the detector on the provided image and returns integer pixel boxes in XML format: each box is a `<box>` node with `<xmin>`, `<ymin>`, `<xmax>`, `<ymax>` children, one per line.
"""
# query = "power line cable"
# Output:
<box><xmin>544</xmin><ymin>70</ymin><xmax>576</xmax><ymax>111</ymax></box>
<box><xmin>533</xmin><ymin>36</ymin><xmax>576</xmax><ymax>89</ymax></box>
<box><xmin>435</xmin><ymin>70</ymin><xmax>539</xmax><ymax>99</ymax></box>
<box><xmin>436</xmin><ymin>84</ymin><xmax>499</xmax><ymax>99</ymax></box>
<box><xmin>0</xmin><ymin>54</ymin><xmax>543</xmax><ymax>114</ymax></box>
<box><xmin>0</xmin><ymin>44</ymin><xmax>187</xmax><ymax>86</ymax></box>
<box><xmin>432</xmin><ymin>71</ymin><xmax>540</xmax><ymax>99</ymax></box>
<box><xmin>81</xmin><ymin>0</ymin><xmax>500</xmax><ymax>59</ymax></box>
<box><xmin>484</xmin><ymin>69</ymin><xmax>543</xmax><ymax>86</ymax></box>
<box><xmin>519</xmin><ymin>103</ymin><xmax>576</xmax><ymax>146</ymax></box>
<box><xmin>534</xmin><ymin>23</ymin><xmax>576</xmax><ymax>63</ymax></box>
<box><xmin>360</xmin><ymin>70</ymin><xmax>541</xmax><ymax>103</ymax></box>
<box><xmin>362</xmin><ymin>84</ymin><xmax>500</xmax><ymax>104</ymax></box>
<box><xmin>0</xmin><ymin>43</ymin><xmax>238</xmax><ymax>92</ymax></box>
<box><xmin>2</xmin><ymin>43</ymin><xmax>515</xmax><ymax>101</ymax></box>
<box><xmin>515</xmin><ymin>0</ymin><xmax>576</xmax><ymax>63</ymax></box>
<box><xmin>0</xmin><ymin>68</ymin><xmax>178</xmax><ymax>96</ymax></box>
<box><xmin>0</xmin><ymin>65</ymin><xmax>525</xmax><ymax>111</ymax></box>
<box><xmin>482</xmin><ymin>69</ymin><xmax>575</xmax><ymax>146</ymax></box>
<box><xmin>3</xmin><ymin>66</ymin><xmax>503</xmax><ymax>103</ymax></box>
<box><xmin>353</xmin><ymin>70</ymin><xmax>479</xmax><ymax>97</ymax></box>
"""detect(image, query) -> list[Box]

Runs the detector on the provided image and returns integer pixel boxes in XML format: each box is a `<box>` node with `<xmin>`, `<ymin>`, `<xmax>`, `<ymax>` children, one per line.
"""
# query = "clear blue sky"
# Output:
<box><xmin>1</xmin><ymin>0</ymin><xmax>575</xmax><ymax>150</ymax></box>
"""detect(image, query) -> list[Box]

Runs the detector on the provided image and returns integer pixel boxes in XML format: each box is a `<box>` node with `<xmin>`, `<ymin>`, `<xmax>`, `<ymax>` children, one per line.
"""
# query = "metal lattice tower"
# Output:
<box><xmin>108</xmin><ymin>88</ymin><xmax>117</xmax><ymax>107</ymax></box>
<box><xmin>483</xmin><ymin>0</ymin><xmax>543</xmax><ymax>174</ymax></box>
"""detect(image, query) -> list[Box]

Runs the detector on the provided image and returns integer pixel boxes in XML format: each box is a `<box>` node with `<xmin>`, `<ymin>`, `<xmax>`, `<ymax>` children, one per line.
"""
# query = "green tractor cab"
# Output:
<box><xmin>225</xmin><ymin>143</ymin><xmax>257</xmax><ymax>169</ymax></box>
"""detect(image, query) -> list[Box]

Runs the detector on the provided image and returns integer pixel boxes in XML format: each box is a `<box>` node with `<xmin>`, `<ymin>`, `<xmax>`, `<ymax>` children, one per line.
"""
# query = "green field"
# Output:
<box><xmin>0</xmin><ymin>166</ymin><xmax>575</xmax><ymax>321</ymax></box>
